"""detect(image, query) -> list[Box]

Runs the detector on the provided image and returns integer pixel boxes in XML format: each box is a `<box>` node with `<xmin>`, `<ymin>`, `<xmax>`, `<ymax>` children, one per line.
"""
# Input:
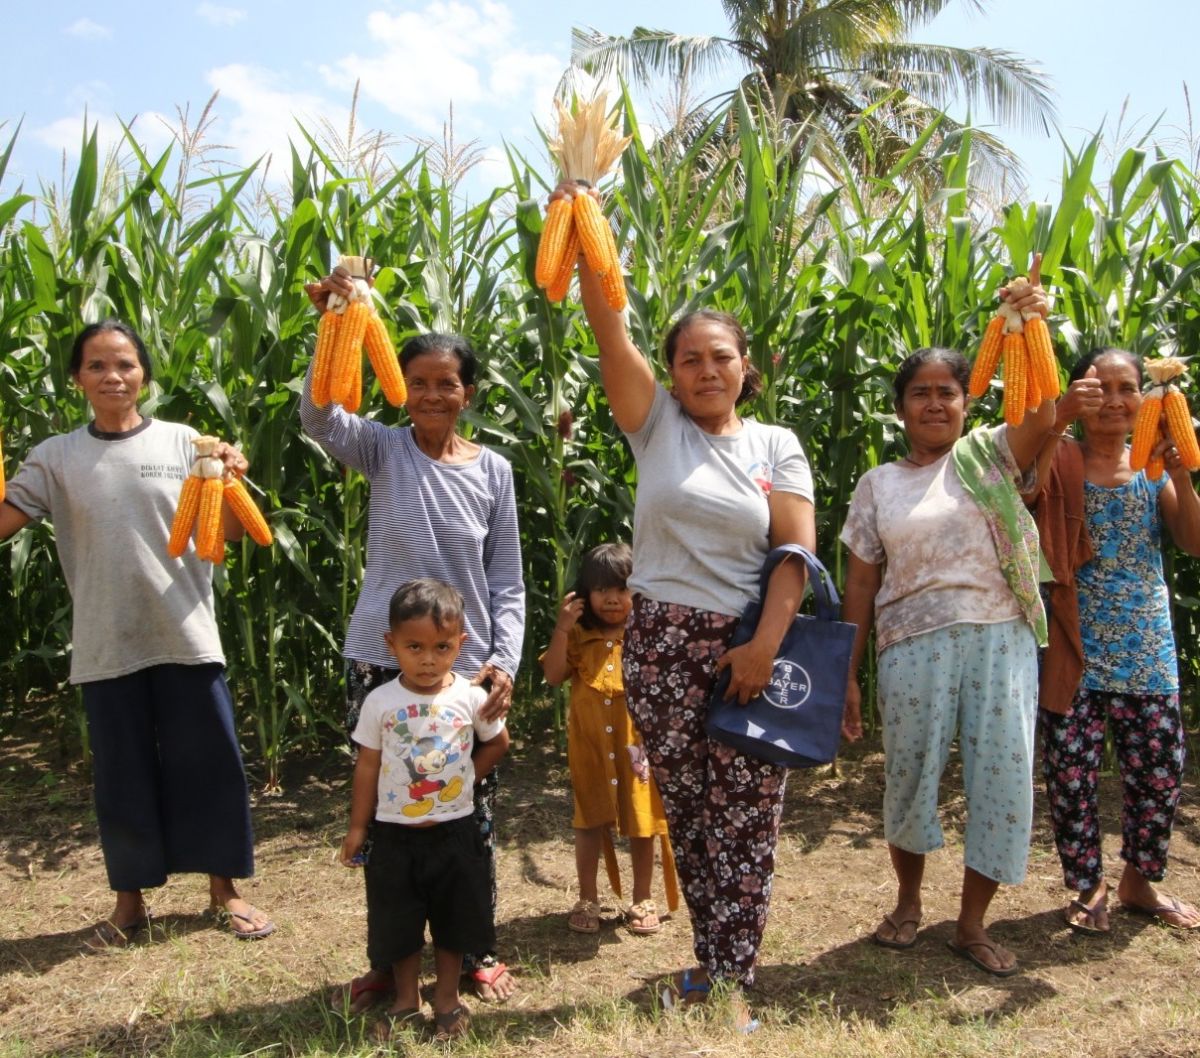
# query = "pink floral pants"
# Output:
<box><xmin>623</xmin><ymin>596</ymin><xmax>787</xmax><ymax>986</ymax></box>
<box><xmin>1040</xmin><ymin>687</ymin><xmax>1185</xmax><ymax>890</ymax></box>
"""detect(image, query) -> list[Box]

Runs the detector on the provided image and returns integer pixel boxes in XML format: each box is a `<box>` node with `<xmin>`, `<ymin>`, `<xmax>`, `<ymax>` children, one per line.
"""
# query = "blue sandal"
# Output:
<box><xmin>660</xmin><ymin>969</ymin><xmax>711</xmax><ymax>1009</ymax></box>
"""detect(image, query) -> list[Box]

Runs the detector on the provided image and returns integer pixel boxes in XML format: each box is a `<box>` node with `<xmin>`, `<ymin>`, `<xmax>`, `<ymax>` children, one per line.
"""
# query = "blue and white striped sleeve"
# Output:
<box><xmin>298</xmin><ymin>359</ymin><xmax>390</xmax><ymax>478</ymax></box>
<box><xmin>482</xmin><ymin>455</ymin><xmax>525</xmax><ymax>677</ymax></box>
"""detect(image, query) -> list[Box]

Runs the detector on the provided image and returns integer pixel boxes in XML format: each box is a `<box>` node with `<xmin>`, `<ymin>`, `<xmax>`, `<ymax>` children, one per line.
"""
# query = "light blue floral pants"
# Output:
<box><xmin>877</xmin><ymin>619</ymin><xmax>1037</xmax><ymax>885</ymax></box>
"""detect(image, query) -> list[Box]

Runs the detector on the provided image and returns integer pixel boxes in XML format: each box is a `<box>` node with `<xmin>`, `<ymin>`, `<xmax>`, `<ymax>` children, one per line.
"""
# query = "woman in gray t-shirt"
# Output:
<box><xmin>0</xmin><ymin>319</ymin><xmax>272</xmax><ymax>946</ymax></box>
<box><xmin>549</xmin><ymin>182</ymin><xmax>815</xmax><ymax>1030</ymax></box>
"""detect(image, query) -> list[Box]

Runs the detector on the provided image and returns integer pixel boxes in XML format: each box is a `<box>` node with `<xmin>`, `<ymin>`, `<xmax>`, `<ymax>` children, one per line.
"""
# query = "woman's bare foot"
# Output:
<box><xmin>1066</xmin><ymin>881</ymin><xmax>1110</xmax><ymax>933</ymax></box>
<box><xmin>1116</xmin><ymin>865</ymin><xmax>1200</xmax><ymax>928</ymax></box>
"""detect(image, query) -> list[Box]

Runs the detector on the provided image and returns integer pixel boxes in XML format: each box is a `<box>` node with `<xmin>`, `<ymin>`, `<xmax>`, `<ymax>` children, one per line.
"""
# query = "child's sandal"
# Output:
<box><xmin>626</xmin><ymin>899</ymin><xmax>661</xmax><ymax>935</ymax></box>
<box><xmin>567</xmin><ymin>898</ymin><xmax>601</xmax><ymax>933</ymax></box>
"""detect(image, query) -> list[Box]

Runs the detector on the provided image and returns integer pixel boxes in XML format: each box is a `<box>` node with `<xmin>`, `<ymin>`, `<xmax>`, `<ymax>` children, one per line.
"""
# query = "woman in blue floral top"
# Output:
<box><xmin>1031</xmin><ymin>348</ymin><xmax>1200</xmax><ymax>932</ymax></box>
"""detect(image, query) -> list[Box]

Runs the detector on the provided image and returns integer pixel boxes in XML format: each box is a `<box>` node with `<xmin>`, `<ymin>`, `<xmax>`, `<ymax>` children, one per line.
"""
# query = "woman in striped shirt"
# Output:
<box><xmin>303</xmin><ymin>271</ymin><xmax>525</xmax><ymax>1010</ymax></box>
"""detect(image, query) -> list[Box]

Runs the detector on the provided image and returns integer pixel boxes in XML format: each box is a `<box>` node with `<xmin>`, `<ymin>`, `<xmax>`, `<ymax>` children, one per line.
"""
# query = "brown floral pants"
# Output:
<box><xmin>623</xmin><ymin>596</ymin><xmax>788</xmax><ymax>985</ymax></box>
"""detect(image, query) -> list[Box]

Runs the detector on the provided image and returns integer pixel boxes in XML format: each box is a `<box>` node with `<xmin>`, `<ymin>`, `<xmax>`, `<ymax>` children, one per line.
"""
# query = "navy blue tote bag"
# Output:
<box><xmin>706</xmin><ymin>545</ymin><xmax>855</xmax><ymax>768</ymax></box>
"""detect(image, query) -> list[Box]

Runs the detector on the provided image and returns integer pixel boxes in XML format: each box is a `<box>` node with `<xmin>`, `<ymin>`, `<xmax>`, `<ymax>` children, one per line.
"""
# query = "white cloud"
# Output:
<box><xmin>205</xmin><ymin>63</ymin><xmax>343</xmax><ymax>166</ymax></box>
<box><xmin>32</xmin><ymin>110</ymin><xmax>174</xmax><ymax>163</ymax></box>
<box><xmin>196</xmin><ymin>3</ymin><xmax>247</xmax><ymax>27</ymax></box>
<box><xmin>64</xmin><ymin>18</ymin><xmax>111</xmax><ymax>39</ymax></box>
<box><xmin>318</xmin><ymin>0</ymin><xmax>565</xmax><ymax>137</ymax></box>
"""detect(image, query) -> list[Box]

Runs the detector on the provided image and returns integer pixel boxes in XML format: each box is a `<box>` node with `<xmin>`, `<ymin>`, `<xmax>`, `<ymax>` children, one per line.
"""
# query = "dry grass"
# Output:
<box><xmin>1</xmin><ymin>729</ymin><xmax>1199</xmax><ymax>1058</ymax></box>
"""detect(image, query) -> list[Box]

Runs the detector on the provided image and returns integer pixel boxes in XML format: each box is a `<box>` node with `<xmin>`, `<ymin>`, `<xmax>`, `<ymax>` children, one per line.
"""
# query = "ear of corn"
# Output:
<box><xmin>224</xmin><ymin>478</ymin><xmax>273</xmax><ymax>546</ymax></box>
<box><xmin>195</xmin><ymin>476</ymin><xmax>226</xmax><ymax>562</ymax></box>
<box><xmin>344</xmin><ymin>357</ymin><xmax>362</xmax><ymax>415</ymax></box>
<box><xmin>311</xmin><ymin>311</ymin><xmax>339</xmax><ymax>407</ymax></box>
<box><xmin>1023</xmin><ymin>316</ymin><xmax>1061</xmax><ymax>400</ymax></box>
<box><xmin>546</xmin><ymin>225</ymin><xmax>581</xmax><ymax>303</ymax></box>
<box><xmin>536</xmin><ymin>198</ymin><xmax>576</xmax><ymax>288</ymax></box>
<box><xmin>1145</xmin><ymin>451</ymin><xmax>1166</xmax><ymax>480</ymax></box>
<box><xmin>1002</xmin><ymin>332</ymin><xmax>1028</xmax><ymax>427</ymax></box>
<box><xmin>969</xmin><ymin>316</ymin><xmax>1005</xmax><ymax>398</ymax></box>
<box><xmin>573</xmin><ymin>193</ymin><xmax>619</xmax><ymax>279</ymax></box>
<box><xmin>170</xmin><ymin>436</ymin><xmax>273</xmax><ymax>562</ymax></box>
<box><xmin>1025</xmin><ymin>352</ymin><xmax>1043</xmax><ymax>409</ymax></box>
<box><xmin>1130</xmin><ymin>392</ymin><xmax>1164</xmax><ymax>471</ymax></box>
<box><xmin>599</xmin><ymin>263</ymin><xmax>627</xmax><ymax>312</ymax></box>
<box><xmin>1164</xmin><ymin>387</ymin><xmax>1200</xmax><ymax>469</ymax></box>
<box><xmin>167</xmin><ymin>474</ymin><xmax>204</xmax><ymax>557</ymax></box>
<box><xmin>330</xmin><ymin>300</ymin><xmax>371</xmax><ymax>407</ymax></box>
<box><xmin>364</xmin><ymin>314</ymin><xmax>406</xmax><ymax>406</ymax></box>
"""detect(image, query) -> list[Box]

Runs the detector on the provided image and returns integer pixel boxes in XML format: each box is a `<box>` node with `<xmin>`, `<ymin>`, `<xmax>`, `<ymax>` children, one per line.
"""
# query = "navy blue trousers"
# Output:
<box><xmin>83</xmin><ymin>663</ymin><xmax>255</xmax><ymax>891</ymax></box>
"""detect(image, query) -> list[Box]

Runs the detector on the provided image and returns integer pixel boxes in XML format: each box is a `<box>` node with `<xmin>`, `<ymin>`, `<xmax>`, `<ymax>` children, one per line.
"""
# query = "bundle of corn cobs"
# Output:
<box><xmin>535</xmin><ymin>94</ymin><xmax>632</xmax><ymax>310</ymax></box>
<box><xmin>168</xmin><ymin>436</ymin><xmax>273</xmax><ymax>563</ymax></box>
<box><xmin>968</xmin><ymin>275</ymin><xmax>1060</xmax><ymax>425</ymax></box>
<box><xmin>311</xmin><ymin>256</ymin><xmax>406</xmax><ymax>412</ymax></box>
<box><xmin>1130</xmin><ymin>356</ymin><xmax>1200</xmax><ymax>479</ymax></box>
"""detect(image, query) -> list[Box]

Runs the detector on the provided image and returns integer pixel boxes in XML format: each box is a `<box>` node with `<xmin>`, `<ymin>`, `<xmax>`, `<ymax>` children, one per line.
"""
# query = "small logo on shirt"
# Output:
<box><xmin>746</xmin><ymin>459</ymin><xmax>773</xmax><ymax>494</ymax></box>
<box><xmin>140</xmin><ymin>463</ymin><xmax>187</xmax><ymax>481</ymax></box>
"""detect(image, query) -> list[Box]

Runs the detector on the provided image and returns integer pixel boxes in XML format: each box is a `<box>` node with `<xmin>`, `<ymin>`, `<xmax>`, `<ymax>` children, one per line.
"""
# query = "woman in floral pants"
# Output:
<box><xmin>1031</xmin><ymin>348</ymin><xmax>1200</xmax><ymax>932</ymax></box>
<box><xmin>555</xmin><ymin>176</ymin><xmax>816</xmax><ymax>1031</ymax></box>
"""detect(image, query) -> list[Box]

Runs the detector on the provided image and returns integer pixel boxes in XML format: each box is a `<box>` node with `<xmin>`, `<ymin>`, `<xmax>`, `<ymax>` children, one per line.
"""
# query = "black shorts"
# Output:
<box><xmin>365</xmin><ymin>815</ymin><xmax>496</xmax><ymax>966</ymax></box>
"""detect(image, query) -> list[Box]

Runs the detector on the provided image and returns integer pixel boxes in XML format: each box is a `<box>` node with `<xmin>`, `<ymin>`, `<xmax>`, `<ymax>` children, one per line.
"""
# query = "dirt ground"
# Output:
<box><xmin>1</xmin><ymin>727</ymin><xmax>1199</xmax><ymax>1057</ymax></box>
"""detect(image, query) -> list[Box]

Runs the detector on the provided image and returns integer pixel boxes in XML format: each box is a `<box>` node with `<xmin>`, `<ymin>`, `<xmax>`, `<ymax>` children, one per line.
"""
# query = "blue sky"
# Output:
<box><xmin>2</xmin><ymin>1</ymin><xmax>1198</xmax><ymax>201</ymax></box>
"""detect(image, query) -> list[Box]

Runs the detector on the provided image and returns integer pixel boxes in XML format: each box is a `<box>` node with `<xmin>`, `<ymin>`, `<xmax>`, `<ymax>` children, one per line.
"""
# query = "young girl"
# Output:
<box><xmin>541</xmin><ymin>543</ymin><xmax>678</xmax><ymax>934</ymax></box>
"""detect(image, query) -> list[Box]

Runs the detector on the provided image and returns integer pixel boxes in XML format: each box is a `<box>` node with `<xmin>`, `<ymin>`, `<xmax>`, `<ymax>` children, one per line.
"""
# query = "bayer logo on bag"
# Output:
<box><xmin>764</xmin><ymin>659</ymin><xmax>811</xmax><ymax>709</ymax></box>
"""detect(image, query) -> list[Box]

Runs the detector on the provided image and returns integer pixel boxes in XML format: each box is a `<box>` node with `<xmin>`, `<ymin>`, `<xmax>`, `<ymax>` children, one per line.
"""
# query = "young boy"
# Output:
<box><xmin>340</xmin><ymin>578</ymin><xmax>509</xmax><ymax>1041</ymax></box>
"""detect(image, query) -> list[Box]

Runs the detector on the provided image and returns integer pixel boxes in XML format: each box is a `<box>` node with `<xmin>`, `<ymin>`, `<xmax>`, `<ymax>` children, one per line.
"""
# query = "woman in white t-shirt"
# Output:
<box><xmin>840</xmin><ymin>285</ymin><xmax>1054</xmax><ymax>978</ymax></box>
<box><xmin>549</xmin><ymin>182</ymin><xmax>815</xmax><ymax>1030</ymax></box>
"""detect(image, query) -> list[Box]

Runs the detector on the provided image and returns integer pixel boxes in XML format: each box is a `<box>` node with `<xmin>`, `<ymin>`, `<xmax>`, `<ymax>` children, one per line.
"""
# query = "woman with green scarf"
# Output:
<box><xmin>839</xmin><ymin>272</ymin><xmax>1054</xmax><ymax>978</ymax></box>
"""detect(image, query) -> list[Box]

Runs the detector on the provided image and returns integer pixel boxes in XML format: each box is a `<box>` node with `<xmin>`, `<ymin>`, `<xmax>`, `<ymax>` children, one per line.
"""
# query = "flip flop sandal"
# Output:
<box><xmin>467</xmin><ymin>960</ymin><xmax>515</xmax><ymax>1002</ymax></box>
<box><xmin>946</xmin><ymin>939</ymin><xmax>1020</xmax><ymax>978</ymax></box>
<box><xmin>872</xmin><ymin>912</ymin><xmax>922</xmax><ymax>949</ymax></box>
<box><xmin>1122</xmin><ymin>896</ymin><xmax>1200</xmax><ymax>930</ymax></box>
<box><xmin>1066</xmin><ymin>893</ymin><xmax>1110</xmax><ymax>935</ymax></box>
<box><xmin>84</xmin><ymin>915</ymin><xmax>150</xmax><ymax>950</ymax></box>
<box><xmin>212</xmin><ymin>904</ymin><xmax>276</xmax><ymax>940</ymax></box>
<box><xmin>626</xmin><ymin>900</ymin><xmax>662</xmax><ymax>935</ymax></box>
<box><xmin>376</xmin><ymin>1007</ymin><xmax>424</xmax><ymax>1041</ymax></box>
<box><xmin>433</xmin><ymin>1004</ymin><xmax>471</xmax><ymax>1041</ymax></box>
<box><xmin>332</xmin><ymin>974</ymin><xmax>394</xmax><ymax>1013</ymax></box>
<box><xmin>660</xmin><ymin>968</ymin><xmax>711</xmax><ymax>1010</ymax></box>
<box><xmin>567</xmin><ymin>898</ymin><xmax>601</xmax><ymax>934</ymax></box>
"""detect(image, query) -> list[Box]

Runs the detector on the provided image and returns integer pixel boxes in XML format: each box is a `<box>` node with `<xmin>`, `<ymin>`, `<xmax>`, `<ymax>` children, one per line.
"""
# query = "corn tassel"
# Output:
<box><xmin>1163</xmin><ymin>388</ymin><xmax>1200</xmax><ymax>469</ymax></box>
<box><xmin>1130</xmin><ymin>393</ymin><xmax>1163</xmax><ymax>472</ymax></box>
<box><xmin>969</xmin><ymin>316</ymin><xmax>1005</xmax><ymax>397</ymax></box>
<box><xmin>330</xmin><ymin>301</ymin><xmax>370</xmax><ymax>407</ymax></box>
<box><xmin>167</xmin><ymin>475</ymin><xmax>203</xmax><ymax>558</ymax></box>
<box><xmin>311</xmin><ymin>311</ymin><xmax>339</xmax><ymax>406</ymax></box>
<box><xmin>546</xmin><ymin>226</ymin><xmax>580</xmax><ymax>303</ymax></box>
<box><xmin>1002</xmin><ymin>333</ymin><xmax>1028</xmax><ymax>427</ymax></box>
<box><xmin>535</xmin><ymin>199</ymin><xmax>576</xmax><ymax>288</ymax></box>
<box><xmin>1023</xmin><ymin>316</ymin><xmax>1060</xmax><ymax>400</ymax></box>
<box><xmin>573</xmin><ymin>193</ymin><xmax>619</xmax><ymax>279</ymax></box>
<box><xmin>224</xmin><ymin>478</ymin><xmax>273</xmax><ymax>546</ymax></box>
<box><xmin>195</xmin><ymin>477</ymin><xmax>226</xmax><ymax>563</ymax></box>
<box><xmin>364</xmin><ymin>314</ymin><xmax>406</xmax><ymax>406</ymax></box>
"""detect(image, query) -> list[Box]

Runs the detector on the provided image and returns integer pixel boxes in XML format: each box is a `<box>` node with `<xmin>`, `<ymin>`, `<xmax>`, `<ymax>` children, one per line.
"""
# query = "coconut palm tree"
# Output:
<box><xmin>571</xmin><ymin>0</ymin><xmax>1057</xmax><ymax>193</ymax></box>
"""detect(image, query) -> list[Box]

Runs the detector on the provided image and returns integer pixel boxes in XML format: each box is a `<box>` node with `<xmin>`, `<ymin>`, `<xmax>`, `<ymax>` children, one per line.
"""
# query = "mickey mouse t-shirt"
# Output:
<box><xmin>352</xmin><ymin>673</ymin><xmax>505</xmax><ymax>824</ymax></box>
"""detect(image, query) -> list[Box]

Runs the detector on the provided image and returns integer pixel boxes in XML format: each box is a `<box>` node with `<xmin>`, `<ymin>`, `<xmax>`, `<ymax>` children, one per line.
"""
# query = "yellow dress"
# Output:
<box><xmin>556</xmin><ymin>624</ymin><xmax>678</xmax><ymax>910</ymax></box>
